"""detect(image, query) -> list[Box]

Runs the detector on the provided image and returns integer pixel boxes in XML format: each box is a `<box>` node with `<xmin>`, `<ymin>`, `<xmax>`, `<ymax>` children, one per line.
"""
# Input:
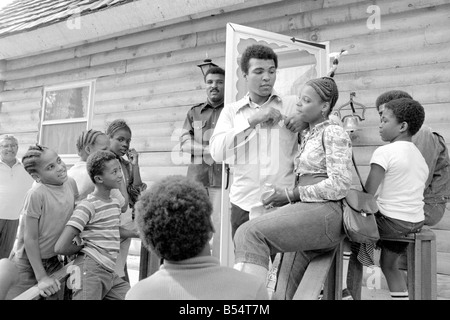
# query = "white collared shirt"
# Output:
<box><xmin>210</xmin><ymin>92</ymin><xmax>299</xmax><ymax>212</ymax></box>
<box><xmin>0</xmin><ymin>159</ymin><xmax>34</xmax><ymax>220</ymax></box>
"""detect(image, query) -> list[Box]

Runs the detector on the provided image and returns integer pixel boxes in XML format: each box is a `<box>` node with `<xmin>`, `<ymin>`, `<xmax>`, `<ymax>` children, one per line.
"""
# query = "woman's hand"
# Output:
<box><xmin>37</xmin><ymin>276</ymin><xmax>61</xmax><ymax>298</ymax></box>
<box><xmin>261</xmin><ymin>186</ymin><xmax>290</xmax><ymax>208</ymax></box>
<box><xmin>127</xmin><ymin>148</ymin><xmax>139</xmax><ymax>166</ymax></box>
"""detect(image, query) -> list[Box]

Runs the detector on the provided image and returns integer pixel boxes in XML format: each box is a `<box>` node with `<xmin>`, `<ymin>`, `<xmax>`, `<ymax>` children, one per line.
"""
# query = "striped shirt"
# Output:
<box><xmin>67</xmin><ymin>194</ymin><xmax>124</xmax><ymax>272</ymax></box>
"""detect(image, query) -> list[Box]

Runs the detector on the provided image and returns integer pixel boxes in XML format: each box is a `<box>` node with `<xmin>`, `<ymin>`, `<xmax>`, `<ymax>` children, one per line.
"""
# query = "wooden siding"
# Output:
<box><xmin>0</xmin><ymin>0</ymin><xmax>449</xmax><ymax>285</ymax></box>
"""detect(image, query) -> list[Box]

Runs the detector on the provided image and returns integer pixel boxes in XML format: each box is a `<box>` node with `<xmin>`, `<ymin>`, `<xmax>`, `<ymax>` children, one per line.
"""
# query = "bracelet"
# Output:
<box><xmin>285</xmin><ymin>187</ymin><xmax>292</xmax><ymax>204</ymax></box>
<box><xmin>288</xmin><ymin>188</ymin><xmax>295</xmax><ymax>202</ymax></box>
<box><xmin>292</xmin><ymin>187</ymin><xmax>300</xmax><ymax>202</ymax></box>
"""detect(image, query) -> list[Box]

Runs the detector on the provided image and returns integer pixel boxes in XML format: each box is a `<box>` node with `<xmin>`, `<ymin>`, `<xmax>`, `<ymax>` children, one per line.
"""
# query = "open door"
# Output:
<box><xmin>219</xmin><ymin>23</ymin><xmax>330</xmax><ymax>267</ymax></box>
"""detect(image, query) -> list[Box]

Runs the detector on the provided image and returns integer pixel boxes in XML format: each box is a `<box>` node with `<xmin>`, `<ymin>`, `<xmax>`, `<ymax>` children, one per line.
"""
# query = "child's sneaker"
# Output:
<box><xmin>342</xmin><ymin>288</ymin><xmax>353</xmax><ymax>300</ymax></box>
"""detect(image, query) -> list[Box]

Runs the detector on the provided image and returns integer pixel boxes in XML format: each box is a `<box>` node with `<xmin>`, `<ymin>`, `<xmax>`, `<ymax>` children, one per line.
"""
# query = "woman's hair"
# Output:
<box><xmin>135</xmin><ymin>175</ymin><xmax>213</xmax><ymax>261</ymax></box>
<box><xmin>105</xmin><ymin>119</ymin><xmax>131</xmax><ymax>138</ymax></box>
<box><xmin>305</xmin><ymin>77</ymin><xmax>339</xmax><ymax>113</ymax></box>
<box><xmin>75</xmin><ymin>129</ymin><xmax>105</xmax><ymax>154</ymax></box>
<box><xmin>375</xmin><ymin>90</ymin><xmax>412</xmax><ymax>110</ymax></box>
<box><xmin>86</xmin><ymin>150</ymin><xmax>118</xmax><ymax>183</ymax></box>
<box><xmin>22</xmin><ymin>144</ymin><xmax>49</xmax><ymax>174</ymax></box>
<box><xmin>384</xmin><ymin>98</ymin><xmax>425</xmax><ymax>136</ymax></box>
<box><xmin>240</xmin><ymin>44</ymin><xmax>278</xmax><ymax>75</ymax></box>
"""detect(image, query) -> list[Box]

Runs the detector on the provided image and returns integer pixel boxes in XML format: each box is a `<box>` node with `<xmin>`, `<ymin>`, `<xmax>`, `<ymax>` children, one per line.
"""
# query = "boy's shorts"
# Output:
<box><xmin>71</xmin><ymin>253</ymin><xmax>130</xmax><ymax>300</ymax></box>
<box><xmin>375</xmin><ymin>213</ymin><xmax>424</xmax><ymax>254</ymax></box>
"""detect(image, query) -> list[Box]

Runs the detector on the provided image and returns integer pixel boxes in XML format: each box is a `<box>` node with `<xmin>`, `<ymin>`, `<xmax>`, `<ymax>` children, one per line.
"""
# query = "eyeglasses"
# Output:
<box><xmin>0</xmin><ymin>144</ymin><xmax>18</xmax><ymax>149</ymax></box>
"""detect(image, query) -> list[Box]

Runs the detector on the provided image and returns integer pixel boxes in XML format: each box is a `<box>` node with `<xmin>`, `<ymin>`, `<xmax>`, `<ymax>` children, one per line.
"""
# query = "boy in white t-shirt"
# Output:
<box><xmin>365</xmin><ymin>98</ymin><xmax>428</xmax><ymax>300</ymax></box>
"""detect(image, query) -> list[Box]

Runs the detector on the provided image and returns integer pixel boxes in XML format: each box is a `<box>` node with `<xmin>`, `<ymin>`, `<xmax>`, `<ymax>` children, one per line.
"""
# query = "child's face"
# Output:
<box><xmin>97</xmin><ymin>159</ymin><xmax>123</xmax><ymax>189</ymax></box>
<box><xmin>34</xmin><ymin>149</ymin><xmax>68</xmax><ymax>186</ymax></box>
<box><xmin>90</xmin><ymin>134</ymin><xmax>110</xmax><ymax>153</ymax></box>
<box><xmin>109</xmin><ymin>129</ymin><xmax>131</xmax><ymax>157</ymax></box>
<box><xmin>379</xmin><ymin>108</ymin><xmax>403</xmax><ymax>142</ymax></box>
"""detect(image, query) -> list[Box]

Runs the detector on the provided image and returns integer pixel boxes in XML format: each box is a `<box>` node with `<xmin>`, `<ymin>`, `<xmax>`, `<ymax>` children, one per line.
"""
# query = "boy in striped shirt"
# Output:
<box><xmin>55</xmin><ymin>150</ymin><xmax>130</xmax><ymax>300</ymax></box>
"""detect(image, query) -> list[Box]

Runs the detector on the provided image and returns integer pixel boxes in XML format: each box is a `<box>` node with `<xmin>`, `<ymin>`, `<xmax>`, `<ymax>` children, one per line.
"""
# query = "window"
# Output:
<box><xmin>39</xmin><ymin>80</ymin><xmax>95</xmax><ymax>165</ymax></box>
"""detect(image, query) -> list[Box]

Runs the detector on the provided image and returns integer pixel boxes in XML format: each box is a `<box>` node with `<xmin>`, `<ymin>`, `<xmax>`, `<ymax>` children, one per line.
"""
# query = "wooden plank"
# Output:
<box><xmin>295</xmin><ymin>3</ymin><xmax>450</xmax><ymax>46</ymax></box>
<box><xmin>140</xmin><ymin>166</ymin><xmax>188</xmax><ymax>182</ymax></box>
<box><xmin>335</xmin><ymin>82</ymin><xmax>450</xmax><ymax>116</ymax></box>
<box><xmin>89</xmin><ymin>33</ymin><xmax>198</xmax><ymax>67</ymax></box>
<box><xmin>6</xmin><ymin>47</ymin><xmax>77</xmax><ymax>73</ymax></box>
<box><xmin>3</xmin><ymin>56</ymin><xmax>91</xmax><ymax>82</ymax></box>
<box><xmin>437</xmin><ymin>252</ymin><xmax>450</xmax><ymax>276</ymax></box>
<box><xmin>13</xmin><ymin>261</ymin><xmax>74</xmax><ymax>300</ymax></box>
<box><xmin>0</xmin><ymin>110</ymin><xmax>41</xmax><ymax>132</ymax></box>
<box><xmin>93</xmin><ymin>106</ymin><xmax>191</xmax><ymax>126</ymax></box>
<box><xmin>95</xmin><ymin>76</ymin><xmax>204</xmax><ymax>102</ymax></box>
<box><xmin>350</xmin><ymin>122</ymin><xmax>450</xmax><ymax>148</ymax></box>
<box><xmin>0</xmin><ymin>87</ymin><xmax>42</xmax><ymax>103</ymax></box>
<box><xmin>336</xmin><ymin>62</ymin><xmax>450</xmax><ymax>93</ymax></box>
<box><xmin>93</xmin><ymin>90</ymin><xmax>204</xmax><ymax>114</ymax></box>
<box><xmin>435</xmin><ymin>229</ymin><xmax>450</xmax><ymax>253</ymax></box>
<box><xmin>330</xmin><ymin>19</ymin><xmax>450</xmax><ymax>58</ymax></box>
<box><xmin>95</xmin><ymin>62</ymin><xmax>199</xmax><ymax>91</ymax></box>
<box><xmin>0</xmin><ymin>98</ymin><xmax>41</xmax><ymax>113</ymax></box>
<box><xmin>293</xmin><ymin>248</ymin><xmax>337</xmax><ymax>300</ymax></box>
<box><xmin>125</xmin><ymin>43</ymin><xmax>225</xmax><ymax>73</ymax></box>
<box><xmin>331</xmin><ymin>42</ymin><xmax>450</xmax><ymax>75</ymax></box>
<box><xmin>139</xmin><ymin>152</ymin><xmax>191</xmax><ymax>168</ymax></box>
<box><xmin>437</xmin><ymin>273</ymin><xmax>450</xmax><ymax>300</ymax></box>
<box><xmin>4</xmin><ymin>61</ymin><xmax>127</xmax><ymax>91</ymax></box>
<box><xmin>351</xmin><ymin>103</ymin><xmax>450</xmax><ymax>129</ymax></box>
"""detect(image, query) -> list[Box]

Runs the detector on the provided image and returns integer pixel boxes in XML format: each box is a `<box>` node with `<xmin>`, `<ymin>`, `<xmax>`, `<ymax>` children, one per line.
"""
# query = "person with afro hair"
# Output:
<box><xmin>126</xmin><ymin>175</ymin><xmax>269</xmax><ymax>300</ymax></box>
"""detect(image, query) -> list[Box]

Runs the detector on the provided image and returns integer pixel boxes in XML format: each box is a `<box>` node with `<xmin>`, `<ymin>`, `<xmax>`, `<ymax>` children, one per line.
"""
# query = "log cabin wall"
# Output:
<box><xmin>0</xmin><ymin>0</ymin><xmax>449</xmax><ymax>277</ymax></box>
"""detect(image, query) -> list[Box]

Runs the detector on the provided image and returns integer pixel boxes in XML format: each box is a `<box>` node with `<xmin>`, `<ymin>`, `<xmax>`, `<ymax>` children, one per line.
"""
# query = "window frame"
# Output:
<box><xmin>39</xmin><ymin>80</ymin><xmax>95</xmax><ymax>166</ymax></box>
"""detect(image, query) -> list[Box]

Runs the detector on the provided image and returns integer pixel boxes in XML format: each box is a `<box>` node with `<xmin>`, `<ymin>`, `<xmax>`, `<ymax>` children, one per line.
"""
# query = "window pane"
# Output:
<box><xmin>43</xmin><ymin>86</ymin><xmax>89</xmax><ymax>121</ymax></box>
<box><xmin>41</xmin><ymin>122</ymin><xmax>86</xmax><ymax>154</ymax></box>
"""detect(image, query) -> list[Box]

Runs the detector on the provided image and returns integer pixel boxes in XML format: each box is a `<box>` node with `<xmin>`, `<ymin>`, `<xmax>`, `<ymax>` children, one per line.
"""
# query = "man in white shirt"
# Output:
<box><xmin>210</xmin><ymin>44</ymin><xmax>303</xmax><ymax>239</ymax></box>
<box><xmin>0</xmin><ymin>135</ymin><xmax>34</xmax><ymax>259</ymax></box>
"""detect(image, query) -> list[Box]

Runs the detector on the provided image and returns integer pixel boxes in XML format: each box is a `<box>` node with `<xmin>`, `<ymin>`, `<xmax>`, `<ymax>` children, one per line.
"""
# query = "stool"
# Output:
<box><xmin>293</xmin><ymin>240</ymin><xmax>344</xmax><ymax>300</ymax></box>
<box><xmin>381</xmin><ymin>227</ymin><xmax>437</xmax><ymax>300</ymax></box>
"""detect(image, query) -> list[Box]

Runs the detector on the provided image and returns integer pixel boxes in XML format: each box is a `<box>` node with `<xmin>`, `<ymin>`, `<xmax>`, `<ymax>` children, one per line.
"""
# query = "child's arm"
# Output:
<box><xmin>24</xmin><ymin>216</ymin><xmax>61</xmax><ymax>298</ymax></box>
<box><xmin>364</xmin><ymin>163</ymin><xmax>386</xmax><ymax>195</ymax></box>
<box><xmin>54</xmin><ymin>226</ymin><xmax>83</xmax><ymax>256</ymax></box>
<box><xmin>127</xmin><ymin>148</ymin><xmax>144</xmax><ymax>187</ymax></box>
<box><xmin>119</xmin><ymin>226</ymin><xmax>139</xmax><ymax>239</ymax></box>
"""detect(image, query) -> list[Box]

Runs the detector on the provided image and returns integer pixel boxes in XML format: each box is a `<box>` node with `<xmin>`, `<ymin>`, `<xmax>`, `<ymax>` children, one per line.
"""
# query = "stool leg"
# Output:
<box><xmin>420</xmin><ymin>239</ymin><xmax>437</xmax><ymax>300</ymax></box>
<box><xmin>414</xmin><ymin>239</ymin><xmax>422</xmax><ymax>300</ymax></box>
<box><xmin>406</xmin><ymin>243</ymin><xmax>415</xmax><ymax>300</ymax></box>
<box><xmin>323</xmin><ymin>242</ymin><xmax>343</xmax><ymax>300</ymax></box>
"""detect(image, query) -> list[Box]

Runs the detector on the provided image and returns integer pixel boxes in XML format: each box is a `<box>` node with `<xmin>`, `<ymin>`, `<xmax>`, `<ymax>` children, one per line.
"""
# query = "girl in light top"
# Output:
<box><xmin>7</xmin><ymin>145</ymin><xmax>79</xmax><ymax>299</ymax></box>
<box><xmin>106</xmin><ymin>119</ymin><xmax>146</xmax><ymax>281</ymax></box>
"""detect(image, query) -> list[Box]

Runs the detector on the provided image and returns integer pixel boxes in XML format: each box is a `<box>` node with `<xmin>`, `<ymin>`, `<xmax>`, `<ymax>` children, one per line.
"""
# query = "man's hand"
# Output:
<box><xmin>38</xmin><ymin>276</ymin><xmax>61</xmax><ymax>298</ymax></box>
<box><xmin>248</xmin><ymin>107</ymin><xmax>283</xmax><ymax>128</ymax></box>
<box><xmin>284</xmin><ymin>114</ymin><xmax>309</xmax><ymax>133</ymax></box>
